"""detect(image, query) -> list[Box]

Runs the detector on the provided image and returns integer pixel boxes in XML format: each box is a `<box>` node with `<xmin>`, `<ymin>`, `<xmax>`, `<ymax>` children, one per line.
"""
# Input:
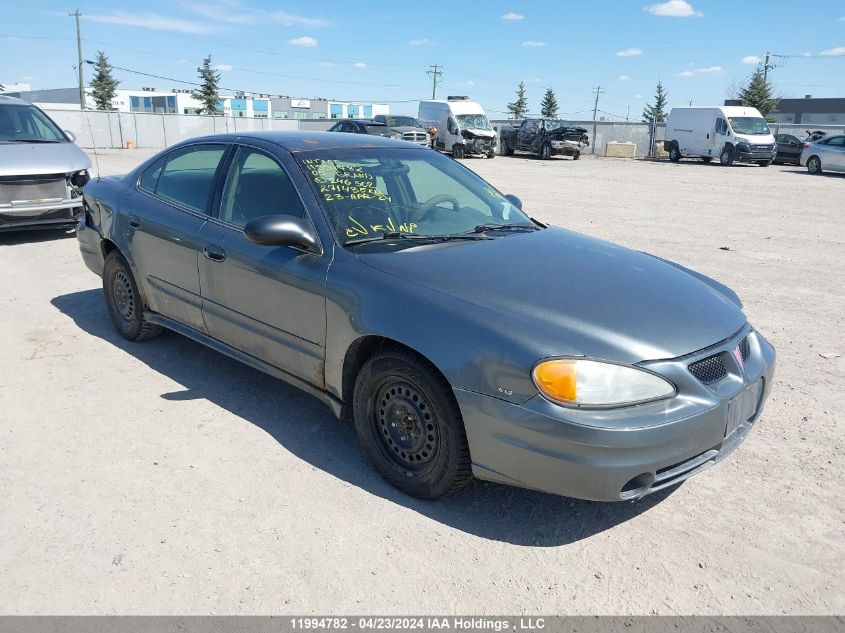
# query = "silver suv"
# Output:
<box><xmin>0</xmin><ymin>96</ymin><xmax>91</xmax><ymax>232</ymax></box>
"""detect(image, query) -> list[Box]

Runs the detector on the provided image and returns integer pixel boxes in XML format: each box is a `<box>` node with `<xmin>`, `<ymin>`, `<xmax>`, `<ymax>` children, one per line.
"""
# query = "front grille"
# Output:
<box><xmin>0</xmin><ymin>174</ymin><xmax>68</xmax><ymax>205</ymax></box>
<box><xmin>403</xmin><ymin>132</ymin><xmax>426</xmax><ymax>143</ymax></box>
<box><xmin>753</xmin><ymin>144</ymin><xmax>773</xmax><ymax>151</ymax></box>
<box><xmin>688</xmin><ymin>354</ymin><xmax>727</xmax><ymax>384</ymax></box>
<box><xmin>739</xmin><ymin>336</ymin><xmax>750</xmax><ymax>361</ymax></box>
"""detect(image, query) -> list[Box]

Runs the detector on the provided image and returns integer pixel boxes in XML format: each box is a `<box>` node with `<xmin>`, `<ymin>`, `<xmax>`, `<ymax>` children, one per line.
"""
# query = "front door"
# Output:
<box><xmin>711</xmin><ymin>117</ymin><xmax>729</xmax><ymax>155</ymax></box>
<box><xmin>198</xmin><ymin>144</ymin><xmax>328</xmax><ymax>384</ymax></box>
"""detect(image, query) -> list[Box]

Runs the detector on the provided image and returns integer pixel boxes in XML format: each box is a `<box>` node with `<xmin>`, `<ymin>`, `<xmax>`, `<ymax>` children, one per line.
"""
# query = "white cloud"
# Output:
<box><xmin>633</xmin><ymin>94</ymin><xmax>642</xmax><ymax>99</ymax></box>
<box><xmin>354</xmin><ymin>62</ymin><xmax>367</xmax><ymax>68</ymax></box>
<box><xmin>501</xmin><ymin>12</ymin><xmax>524</xmax><ymax>20</ymax></box>
<box><xmin>645</xmin><ymin>0</ymin><xmax>702</xmax><ymax>17</ymax></box>
<box><xmin>741</xmin><ymin>55</ymin><xmax>761</xmax><ymax>64</ymax></box>
<box><xmin>678</xmin><ymin>65</ymin><xmax>726</xmax><ymax>77</ymax></box>
<box><xmin>289</xmin><ymin>36</ymin><xmax>318</xmax><ymax>47</ymax></box>
<box><xmin>185</xmin><ymin>2</ymin><xmax>330</xmax><ymax>27</ymax></box>
<box><xmin>820</xmin><ymin>47</ymin><xmax>845</xmax><ymax>56</ymax></box>
<box><xmin>271</xmin><ymin>11</ymin><xmax>329</xmax><ymax>27</ymax></box>
<box><xmin>618</xmin><ymin>75</ymin><xmax>631</xmax><ymax>81</ymax></box>
<box><xmin>213</xmin><ymin>64</ymin><xmax>232</xmax><ymax>71</ymax></box>
<box><xmin>522</xmin><ymin>41</ymin><xmax>546</xmax><ymax>47</ymax></box>
<box><xmin>86</xmin><ymin>11</ymin><xmax>215</xmax><ymax>34</ymax></box>
<box><xmin>616</xmin><ymin>47</ymin><xmax>643</xmax><ymax>57</ymax></box>
<box><xmin>409</xmin><ymin>38</ymin><xmax>433</xmax><ymax>46</ymax></box>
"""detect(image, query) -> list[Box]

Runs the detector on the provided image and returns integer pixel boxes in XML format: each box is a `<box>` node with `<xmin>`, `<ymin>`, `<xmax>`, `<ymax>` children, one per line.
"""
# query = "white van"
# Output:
<box><xmin>664</xmin><ymin>106</ymin><xmax>776</xmax><ymax>166</ymax></box>
<box><xmin>418</xmin><ymin>97</ymin><xmax>497</xmax><ymax>159</ymax></box>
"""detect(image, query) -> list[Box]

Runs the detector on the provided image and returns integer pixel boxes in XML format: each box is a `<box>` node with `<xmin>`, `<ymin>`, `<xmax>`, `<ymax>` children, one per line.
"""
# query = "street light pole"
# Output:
<box><xmin>69</xmin><ymin>9</ymin><xmax>85</xmax><ymax>110</ymax></box>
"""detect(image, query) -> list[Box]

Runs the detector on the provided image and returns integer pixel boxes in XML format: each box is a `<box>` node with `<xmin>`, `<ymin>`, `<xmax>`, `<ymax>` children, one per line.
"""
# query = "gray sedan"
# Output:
<box><xmin>76</xmin><ymin>131</ymin><xmax>775</xmax><ymax>501</ymax></box>
<box><xmin>801</xmin><ymin>134</ymin><xmax>845</xmax><ymax>174</ymax></box>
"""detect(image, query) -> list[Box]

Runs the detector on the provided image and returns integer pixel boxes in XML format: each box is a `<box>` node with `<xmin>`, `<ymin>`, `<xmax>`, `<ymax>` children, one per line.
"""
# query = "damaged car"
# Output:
<box><xmin>501</xmin><ymin>118</ymin><xmax>590</xmax><ymax>160</ymax></box>
<box><xmin>372</xmin><ymin>115</ymin><xmax>431</xmax><ymax>147</ymax></box>
<box><xmin>0</xmin><ymin>95</ymin><xmax>91</xmax><ymax>232</ymax></box>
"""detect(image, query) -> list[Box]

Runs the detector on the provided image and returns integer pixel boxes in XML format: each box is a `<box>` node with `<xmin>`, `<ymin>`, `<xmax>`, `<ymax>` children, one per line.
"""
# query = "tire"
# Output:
<box><xmin>807</xmin><ymin>156</ymin><xmax>822</xmax><ymax>175</ymax></box>
<box><xmin>702</xmin><ymin>157</ymin><xmax>713</xmax><ymax>163</ymax></box>
<box><xmin>102</xmin><ymin>250</ymin><xmax>163</xmax><ymax>341</ymax></box>
<box><xmin>572</xmin><ymin>151</ymin><xmax>580</xmax><ymax>160</ymax></box>
<box><xmin>669</xmin><ymin>143</ymin><xmax>681</xmax><ymax>162</ymax></box>
<box><xmin>501</xmin><ymin>142</ymin><xmax>514</xmax><ymax>156</ymax></box>
<box><xmin>352</xmin><ymin>346</ymin><xmax>472</xmax><ymax>499</ymax></box>
<box><xmin>487</xmin><ymin>150</ymin><xmax>496</xmax><ymax>159</ymax></box>
<box><xmin>719</xmin><ymin>146</ymin><xmax>735</xmax><ymax>166</ymax></box>
<box><xmin>540</xmin><ymin>142</ymin><xmax>552</xmax><ymax>160</ymax></box>
<box><xmin>758</xmin><ymin>160</ymin><xmax>772</xmax><ymax>167</ymax></box>
<box><xmin>452</xmin><ymin>144</ymin><xmax>465</xmax><ymax>159</ymax></box>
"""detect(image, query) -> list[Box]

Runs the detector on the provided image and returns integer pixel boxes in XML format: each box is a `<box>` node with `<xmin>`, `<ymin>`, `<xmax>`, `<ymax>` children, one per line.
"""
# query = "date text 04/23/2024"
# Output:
<box><xmin>289</xmin><ymin>618</ymin><xmax>546</xmax><ymax>631</ymax></box>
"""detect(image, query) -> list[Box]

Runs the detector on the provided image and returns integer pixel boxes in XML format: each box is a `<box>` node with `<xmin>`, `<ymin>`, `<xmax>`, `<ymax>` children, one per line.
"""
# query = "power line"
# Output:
<box><xmin>426</xmin><ymin>64</ymin><xmax>443</xmax><ymax>99</ymax></box>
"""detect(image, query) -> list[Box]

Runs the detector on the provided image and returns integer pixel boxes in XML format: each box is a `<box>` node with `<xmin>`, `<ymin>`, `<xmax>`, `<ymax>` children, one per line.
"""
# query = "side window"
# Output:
<box><xmin>220</xmin><ymin>147</ymin><xmax>306</xmax><ymax>227</ymax></box>
<box><xmin>328</xmin><ymin>123</ymin><xmax>341</xmax><ymax>132</ymax></box>
<box><xmin>827</xmin><ymin>136</ymin><xmax>845</xmax><ymax>147</ymax></box>
<box><xmin>155</xmin><ymin>144</ymin><xmax>226</xmax><ymax>213</ymax></box>
<box><xmin>139</xmin><ymin>154</ymin><xmax>167</xmax><ymax>192</ymax></box>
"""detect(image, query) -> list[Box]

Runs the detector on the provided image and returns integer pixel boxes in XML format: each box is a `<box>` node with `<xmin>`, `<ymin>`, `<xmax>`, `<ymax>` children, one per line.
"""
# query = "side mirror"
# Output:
<box><xmin>244</xmin><ymin>215</ymin><xmax>318</xmax><ymax>252</ymax></box>
<box><xmin>64</xmin><ymin>130</ymin><xmax>77</xmax><ymax>143</ymax></box>
<box><xmin>505</xmin><ymin>194</ymin><xmax>523</xmax><ymax>210</ymax></box>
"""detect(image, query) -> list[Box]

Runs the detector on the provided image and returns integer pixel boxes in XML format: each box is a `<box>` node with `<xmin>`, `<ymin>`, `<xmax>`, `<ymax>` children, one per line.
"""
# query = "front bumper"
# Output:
<box><xmin>550</xmin><ymin>140</ymin><xmax>585</xmax><ymax>155</ymax></box>
<box><xmin>735</xmin><ymin>144</ymin><xmax>776</xmax><ymax>162</ymax></box>
<box><xmin>0</xmin><ymin>199</ymin><xmax>82</xmax><ymax>232</ymax></box>
<box><xmin>457</xmin><ymin>326</ymin><xmax>776</xmax><ymax>501</ymax></box>
<box><xmin>462</xmin><ymin>137</ymin><xmax>496</xmax><ymax>155</ymax></box>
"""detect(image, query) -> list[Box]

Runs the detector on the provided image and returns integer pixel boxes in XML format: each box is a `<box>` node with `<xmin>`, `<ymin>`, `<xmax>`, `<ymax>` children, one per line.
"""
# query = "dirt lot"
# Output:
<box><xmin>1</xmin><ymin>149</ymin><xmax>842</xmax><ymax>615</ymax></box>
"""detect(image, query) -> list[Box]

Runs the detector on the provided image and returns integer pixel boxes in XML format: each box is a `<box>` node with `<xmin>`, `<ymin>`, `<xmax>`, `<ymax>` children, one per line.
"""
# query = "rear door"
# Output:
<box><xmin>197</xmin><ymin>142</ymin><xmax>329</xmax><ymax>384</ymax></box>
<box><xmin>129</xmin><ymin>143</ymin><xmax>229</xmax><ymax>332</ymax></box>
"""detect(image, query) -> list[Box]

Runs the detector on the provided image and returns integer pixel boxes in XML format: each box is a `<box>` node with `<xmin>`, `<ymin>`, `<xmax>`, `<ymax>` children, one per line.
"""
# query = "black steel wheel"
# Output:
<box><xmin>353</xmin><ymin>346</ymin><xmax>472</xmax><ymax>499</ymax></box>
<box><xmin>103</xmin><ymin>250</ymin><xmax>163</xmax><ymax>341</ymax></box>
<box><xmin>452</xmin><ymin>144</ymin><xmax>465</xmax><ymax>159</ymax></box>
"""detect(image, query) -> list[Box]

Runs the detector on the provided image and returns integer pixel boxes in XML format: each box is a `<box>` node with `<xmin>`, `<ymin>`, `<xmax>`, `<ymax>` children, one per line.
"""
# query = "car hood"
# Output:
<box><xmin>0</xmin><ymin>141</ymin><xmax>91</xmax><ymax>177</ymax></box>
<box><xmin>357</xmin><ymin>227</ymin><xmax>746</xmax><ymax>363</ymax></box>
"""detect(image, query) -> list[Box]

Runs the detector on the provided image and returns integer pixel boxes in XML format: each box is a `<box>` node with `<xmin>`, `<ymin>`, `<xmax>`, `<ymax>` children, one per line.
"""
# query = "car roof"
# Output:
<box><xmin>180</xmin><ymin>130</ymin><xmax>415</xmax><ymax>152</ymax></box>
<box><xmin>335</xmin><ymin>119</ymin><xmax>386</xmax><ymax>126</ymax></box>
<box><xmin>0</xmin><ymin>95</ymin><xmax>33</xmax><ymax>106</ymax></box>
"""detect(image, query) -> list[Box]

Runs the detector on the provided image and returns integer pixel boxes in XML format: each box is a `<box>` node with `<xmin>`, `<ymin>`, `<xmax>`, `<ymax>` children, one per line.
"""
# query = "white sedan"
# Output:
<box><xmin>800</xmin><ymin>134</ymin><xmax>845</xmax><ymax>175</ymax></box>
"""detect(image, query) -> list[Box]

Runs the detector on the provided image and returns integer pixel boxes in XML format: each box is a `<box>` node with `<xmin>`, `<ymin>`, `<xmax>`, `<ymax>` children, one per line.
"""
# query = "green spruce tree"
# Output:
<box><xmin>89</xmin><ymin>50</ymin><xmax>119</xmax><ymax>111</ymax></box>
<box><xmin>507</xmin><ymin>81</ymin><xmax>529</xmax><ymax>120</ymax></box>
<box><xmin>738</xmin><ymin>64</ymin><xmax>778</xmax><ymax>119</ymax></box>
<box><xmin>192</xmin><ymin>56</ymin><xmax>222</xmax><ymax>115</ymax></box>
<box><xmin>540</xmin><ymin>87</ymin><xmax>559</xmax><ymax>119</ymax></box>
<box><xmin>642</xmin><ymin>80</ymin><xmax>669</xmax><ymax>124</ymax></box>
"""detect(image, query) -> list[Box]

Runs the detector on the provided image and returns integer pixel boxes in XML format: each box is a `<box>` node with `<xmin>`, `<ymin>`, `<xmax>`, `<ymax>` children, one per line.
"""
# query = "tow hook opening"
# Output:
<box><xmin>620</xmin><ymin>473</ymin><xmax>655</xmax><ymax>500</ymax></box>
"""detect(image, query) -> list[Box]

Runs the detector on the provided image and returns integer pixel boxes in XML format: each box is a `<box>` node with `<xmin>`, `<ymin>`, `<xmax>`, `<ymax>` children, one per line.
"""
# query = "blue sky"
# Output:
<box><xmin>3</xmin><ymin>0</ymin><xmax>845</xmax><ymax>119</ymax></box>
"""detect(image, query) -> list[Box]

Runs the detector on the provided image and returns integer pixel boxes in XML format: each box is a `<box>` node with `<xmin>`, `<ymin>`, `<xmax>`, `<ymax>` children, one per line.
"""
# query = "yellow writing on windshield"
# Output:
<box><xmin>301</xmin><ymin>158</ymin><xmax>392</xmax><ymax>204</ymax></box>
<box><xmin>345</xmin><ymin>215</ymin><xmax>417</xmax><ymax>238</ymax></box>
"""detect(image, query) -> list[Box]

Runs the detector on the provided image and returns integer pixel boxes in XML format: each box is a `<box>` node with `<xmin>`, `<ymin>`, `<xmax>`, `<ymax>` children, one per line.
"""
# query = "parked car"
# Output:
<box><xmin>774</xmin><ymin>133</ymin><xmax>804</xmax><ymax>165</ymax></box>
<box><xmin>800</xmin><ymin>134</ymin><xmax>845</xmax><ymax>175</ymax></box>
<box><xmin>76</xmin><ymin>131</ymin><xmax>775</xmax><ymax>501</ymax></box>
<box><xmin>372</xmin><ymin>115</ymin><xmax>430</xmax><ymax>146</ymax></box>
<box><xmin>0</xmin><ymin>95</ymin><xmax>91</xmax><ymax>232</ymax></box>
<box><xmin>328</xmin><ymin>119</ymin><xmax>400</xmax><ymax>139</ymax></box>
<box><xmin>500</xmin><ymin>118</ymin><xmax>589</xmax><ymax>160</ymax></box>
<box><xmin>664</xmin><ymin>106</ymin><xmax>776</xmax><ymax>166</ymax></box>
<box><xmin>419</xmin><ymin>97</ymin><xmax>497</xmax><ymax>158</ymax></box>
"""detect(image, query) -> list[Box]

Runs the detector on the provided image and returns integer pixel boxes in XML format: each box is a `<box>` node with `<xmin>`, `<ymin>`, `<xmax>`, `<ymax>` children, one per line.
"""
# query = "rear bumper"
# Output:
<box><xmin>457</xmin><ymin>329</ymin><xmax>776</xmax><ymax>501</ymax></box>
<box><xmin>0</xmin><ymin>199</ymin><xmax>81</xmax><ymax>232</ymax></box>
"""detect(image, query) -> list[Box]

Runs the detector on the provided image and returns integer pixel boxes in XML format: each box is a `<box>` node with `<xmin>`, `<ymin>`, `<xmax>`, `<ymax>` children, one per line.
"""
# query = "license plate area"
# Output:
<box><xmin>725</xmin><ymin>380</ymin><xmax>762</xmax><ymax>437</ymax></box>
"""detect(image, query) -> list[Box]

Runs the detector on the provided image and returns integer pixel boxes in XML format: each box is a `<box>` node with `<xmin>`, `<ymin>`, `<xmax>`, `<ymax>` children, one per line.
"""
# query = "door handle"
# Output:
<box><xmin>203</xmin><ymin>244</ymin><xmax>226</xmax><ymax>262</ymax></box>
<box><xmin>127</xmin><ymin>215</ymin><xmax>141</xmax><ymax>229</ymax></box>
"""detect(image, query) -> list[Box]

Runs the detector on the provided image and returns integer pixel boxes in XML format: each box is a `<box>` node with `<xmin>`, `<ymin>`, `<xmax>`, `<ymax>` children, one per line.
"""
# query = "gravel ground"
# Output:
<box><xmin>1</xmin><ymin>149</ymin><xmax>842</xmax><ymax>615</ymax></box>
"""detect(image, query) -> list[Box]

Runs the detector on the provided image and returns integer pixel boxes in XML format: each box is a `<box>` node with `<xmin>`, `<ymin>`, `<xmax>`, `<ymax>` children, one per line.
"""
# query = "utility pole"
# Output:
<box><xmin>762</xmin><ymin>51</ymin><xmax>775</xmax><ymax>83</ymax></box>
<box><xmin>69</xmin><ymin>9</ymin><xmax>85</xmax><ymax>110</ymax></box>
<box><xmin>591</xmin><ymin>85</ymin><xmax>604</xmax><ymax>155</ymax></box>
<box><xmin>626</xmin><ymin>105</ymin><xmax>630</xmax><ymax>122</ymax></box>
<box><xmin>426</xmin><ymin>64</ymin><xmax>443</xmax><ymax>99</ymax></box>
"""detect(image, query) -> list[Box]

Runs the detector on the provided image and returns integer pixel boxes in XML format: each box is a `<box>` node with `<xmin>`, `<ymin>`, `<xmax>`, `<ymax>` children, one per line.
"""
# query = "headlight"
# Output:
<box><xmin>532</xmin><ymin>358</ymin><xmax>675</xmax><ymax>408</ymax></box>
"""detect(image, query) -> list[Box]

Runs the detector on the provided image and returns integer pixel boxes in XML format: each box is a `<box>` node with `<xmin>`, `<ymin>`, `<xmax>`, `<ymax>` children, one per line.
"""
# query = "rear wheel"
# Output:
<box><xmin>669</xmin><ymin>143</ymin><xmax>681</xmax><ymax>162</ymax></box>
<box><xmin>452</xmin><ymin>144</ymin><xmax>465</xmax><ymax>159</ymax></box>
<box><xmin>807</xmin><ymin>156</ymin><xmax>822</xmax><ymax>175</ymax></box>
<box><xmin>103</xmin><ymin>250</ymin><xmax>163</xmax><ymax>341</ymax></box>
<box><xmin>719</xmin><ymin>146</ymin><xmax>735</xmax><ymax>166</ymax></box>
<box><xmin>501</xmin><ymin>142</ymin><xmax>514</xmax><ymax>156</ymax></box>
<box><xmin>540</xmin><ymin>142</ymin><xmax>552</xmax><ymax>160</ymax></box>
<box><xmin>352</xmin><ymin>347</ymin><xmax>472</xmax><ymax>499</ymax></box>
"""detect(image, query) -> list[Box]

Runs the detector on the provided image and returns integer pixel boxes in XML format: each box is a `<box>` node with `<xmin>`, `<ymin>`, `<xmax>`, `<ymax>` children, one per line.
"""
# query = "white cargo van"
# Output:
<box><xmin>418</xmin><ymin>97</ymin><xmax>497</xmax><ymax>158</ymax></box>
<box><xmin>664</xmin><ymin>106</ymin><xmax>776</xmax><ymax>166</ymax></box>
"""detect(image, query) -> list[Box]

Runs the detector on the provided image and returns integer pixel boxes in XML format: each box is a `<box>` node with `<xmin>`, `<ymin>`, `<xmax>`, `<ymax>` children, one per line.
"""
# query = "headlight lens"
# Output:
<box><xmin>532</xmin><ymin>358</ymin><xmax>675</xmax><ymax>407</ymax></box>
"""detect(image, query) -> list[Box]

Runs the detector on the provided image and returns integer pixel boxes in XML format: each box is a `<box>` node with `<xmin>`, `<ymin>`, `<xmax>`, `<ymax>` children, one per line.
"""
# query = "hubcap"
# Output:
<box><xmin>374</xmin><ymin>380</ymin><xmax>439</xmax><ymax>472</ymax></box>
<box><xmin>112</xmin><ymin>270</ymin><xmax>135</xmax><ymax>321</ymax></box>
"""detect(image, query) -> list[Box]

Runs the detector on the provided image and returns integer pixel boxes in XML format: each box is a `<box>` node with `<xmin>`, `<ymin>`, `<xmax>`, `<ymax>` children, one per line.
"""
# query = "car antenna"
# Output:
<box><xmin>82</xmin><ymin>109</ymin><xmax>101</xmax><ymax>182</ymax></box>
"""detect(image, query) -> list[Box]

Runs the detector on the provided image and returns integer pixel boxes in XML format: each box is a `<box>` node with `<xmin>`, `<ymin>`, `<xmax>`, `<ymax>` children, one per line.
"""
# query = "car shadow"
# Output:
<box><xmin>0</xmin><ymin>228</ymin><xmax>75</xmax><ymax>245</ymax></box>
<box><xmin>51</xmin><ymin>288</ymin><xmax>678</xmax><ymax>547</ymax></box>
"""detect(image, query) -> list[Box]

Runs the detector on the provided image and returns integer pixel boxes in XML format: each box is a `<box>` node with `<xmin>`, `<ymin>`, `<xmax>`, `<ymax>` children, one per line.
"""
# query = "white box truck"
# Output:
<box><xmin>664</xmin><ymin>106</ymin><xmax>776</xmax><ymax>166</ymax></box>
<box><xmin>418</xmin><ymin>97</ymin><xmax>497</xmax><ymax>159</ymax></box>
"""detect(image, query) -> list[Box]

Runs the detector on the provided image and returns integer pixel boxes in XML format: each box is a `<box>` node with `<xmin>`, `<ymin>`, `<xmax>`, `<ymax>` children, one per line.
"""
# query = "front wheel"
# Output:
<box><xmin>572</xmin><ymin>151</ymin><xmax>580</xmax><ymax>160</ymax></box>
<box><xmin>103</xmin><ymin>250</ymin><xmax>163</xmax><ymax>341</ymax></box>
<box><xmin>540</xmin><ymin>143</ymin><xmax>552</xmax><ymax>160</ymax></box>
<box><xmin>719</xmin><ymin>146</ymin><xmax>735</xmax><ymax>166</ymax></box>
<box><xmin>807</xmin><ymin>156</ymin><xmax>822</xmax><ymax>175</ymax></box>
<box><xmin>758</xmin><ymin>160</ymin><xmax>772</xmax><ymax>167</ymax></box>
<box><xmin>452</xmin><ymin>144</ymin><xmax>465</xmax><ymax>159</ymax></box>
<box><xmin>352</xmin><ymin>347</ymin><xmax>472</xmax><ymax>499</ymax></box>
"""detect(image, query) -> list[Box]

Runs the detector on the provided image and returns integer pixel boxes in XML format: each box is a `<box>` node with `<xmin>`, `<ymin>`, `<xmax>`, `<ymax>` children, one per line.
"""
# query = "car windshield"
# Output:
<box><xmin>363</xmin><ymin>125</ymin><xmax>390</xmax><ymax>135</ymax></box>
<box><xmin>456</xmin><ymin>114</ymin><xmax>492</xmax><ymax>131</ymax></box>
<box><xmin>728</xmin><ymin>117</ymin><xmax>771</xmax><ymax>135</ymax></box>
<box><xmin>296</xmin><ymin>148</ymin><xmax>534</xmax><ymax>246</ymax></box>
<box><xmin>0</xmin><ymin>104</ymin><xmax>66</xmax><ymax>142</ymax></box>
<box><xmin>544</xmin><ymin>120</ymin><xmax>570</xmax><ymax>130</ymax></box>
<box><xmin>383</xmin><ymin>116</ymin><xmax>421</xmax><ymax>128</ymax></box>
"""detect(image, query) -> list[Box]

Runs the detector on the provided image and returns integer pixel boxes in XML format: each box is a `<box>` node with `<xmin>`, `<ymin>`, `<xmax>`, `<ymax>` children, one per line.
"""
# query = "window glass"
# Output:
<box><xmin>139</xmin><ymin>154</ymin><xmax>167</xmax><ymax>192</ymax></box>
<box><xmin>155</xmin><ymin>144</ymin><xmax>226</xmax><ymax>213</ymax></box>
<box><xmin>220</xmin><ymin>147</ymin><xmax>306</xmax><ymax>227</ymax></box>
<box><xmin>826</xmin><ymin>136</ymin><xmax>845</xmax><ymax>147</ymax></box>
<box><xmin>0</xmin><ymin>105</ymin><xmax>65</xmax><ymax>142</ymax></box>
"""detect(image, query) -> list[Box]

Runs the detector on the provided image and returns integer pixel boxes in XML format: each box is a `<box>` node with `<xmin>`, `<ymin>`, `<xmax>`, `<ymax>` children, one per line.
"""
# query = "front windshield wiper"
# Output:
<box><xmin>4</xmin><ymin>138</ymin><xmax>62</xmax><ymax>143</ymax></box>
<box><xmin>345</xmin><ymin>231</ymin><xmax>489</xmax><ymax>247</ymax></box>
<box><xmin>466</xmin><ymin>223</ymin><xmax>541</xmax><ymax>234</ymax></box>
